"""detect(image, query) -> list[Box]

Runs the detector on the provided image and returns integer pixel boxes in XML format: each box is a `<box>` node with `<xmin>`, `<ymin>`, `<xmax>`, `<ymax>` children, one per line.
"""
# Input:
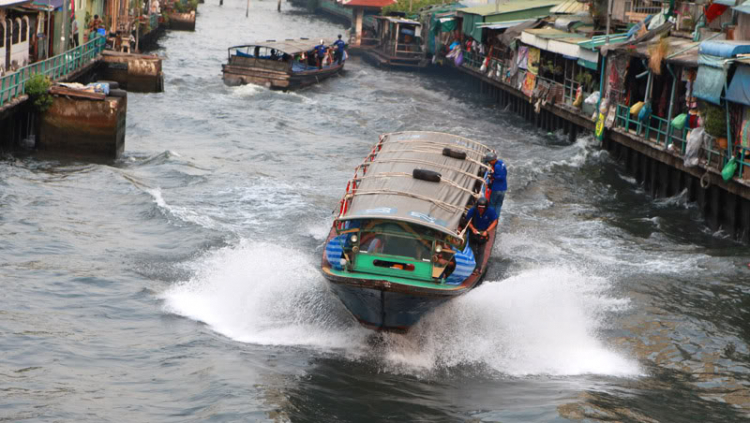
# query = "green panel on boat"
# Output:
<box><xmin>327</xmin><ymin>268</ymin><xmax>459</xmax><ymax>290</ymax></box>
<box><xmin>353</xmin><ymin>253</ymin><xmax>433</xmax><ymax>282</ymax></box>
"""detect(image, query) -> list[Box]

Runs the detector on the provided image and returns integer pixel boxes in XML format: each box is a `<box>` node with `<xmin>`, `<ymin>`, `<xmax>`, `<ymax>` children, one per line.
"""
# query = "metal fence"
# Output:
<box><xmin>0</xmin><ymin>36</ymin><xmax>106</xmax><ymax>108</ymax></box>
<box><xmin>614</xmin><ymin>104</ymin><xmax>750</xmax><ymax>181</ymax></box>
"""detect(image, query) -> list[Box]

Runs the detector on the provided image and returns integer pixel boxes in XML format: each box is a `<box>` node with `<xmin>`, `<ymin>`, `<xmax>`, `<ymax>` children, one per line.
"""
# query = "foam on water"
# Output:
<box><xmin>146</xmin><ymin>187</ymin><xmax>222</xmax><ymax>230</ymax></box>
<box><xmin>383</xmin><ymin>267</ymin><xmax>640</xmax><ymax>377</ymax></box>
<box><xmin>230</xmin><ymin>83</ymin><xmax>268</xmax><ymax>97</ymax></box>
<box><xmin>162</xmin><ymin>241</ymin><xmax>367</xmax><ymax>348</ymax></box>
<box><xmin>162</xmin><ymin>240</ymin><xmax>641</xmax><ymax>379</ymax></box>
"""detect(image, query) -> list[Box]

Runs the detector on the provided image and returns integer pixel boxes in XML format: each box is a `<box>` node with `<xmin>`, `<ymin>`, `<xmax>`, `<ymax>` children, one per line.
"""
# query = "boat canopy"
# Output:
<box><xmin>339</xmin><ymin>132</ymin><xmax>494</xmax><ymax>238</ymax></box>
<box><xmin>227</xmin><ymin>38</ymin><xmax>332</xmax><ymax>55</ymax></box>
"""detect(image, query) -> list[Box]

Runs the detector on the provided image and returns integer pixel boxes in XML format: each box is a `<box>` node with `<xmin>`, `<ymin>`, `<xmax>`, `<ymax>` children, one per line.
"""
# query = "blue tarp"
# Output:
<box><xmin>694</xmin><ymin>65</ymin><xmax>726</xmax><ymax>105</ymax></box>
<box><xmin>727</xmin><ymin>65</ymin><xmax>750</xmax><ymax>106</ymax></box>
<box><xmin>699</xmin><ymin>40</ymin><xmax>750</xmax><ymax>58</ymax></box>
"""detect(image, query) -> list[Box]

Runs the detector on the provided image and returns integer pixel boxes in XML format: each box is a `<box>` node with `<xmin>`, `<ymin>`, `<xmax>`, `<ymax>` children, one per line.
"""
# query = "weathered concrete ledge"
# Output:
<box><xmin>38</xmin><ymin>93</ymin><xmax>127</xmax><ymax>159</ymax></box>
<box><xmin>101</xmin><ymin>51</ymin><xmax>164</xmax><ymax>93</ymax></box>
<box><xmin>167</xmin><ymin>11</ymin><xmax>196</xmax><ymax>31</ymax></box>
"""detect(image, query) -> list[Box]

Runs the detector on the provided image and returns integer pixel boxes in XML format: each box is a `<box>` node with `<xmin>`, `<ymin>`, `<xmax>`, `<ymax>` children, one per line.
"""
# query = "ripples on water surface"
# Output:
<box><xmin>2</xmin><ymin>2</ymin><xmax>750</xmax><ymax>422</ymax></box>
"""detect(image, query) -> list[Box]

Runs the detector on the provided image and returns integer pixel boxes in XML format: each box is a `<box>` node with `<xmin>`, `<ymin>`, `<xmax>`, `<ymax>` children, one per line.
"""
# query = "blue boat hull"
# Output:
<box><xmin>327</xmin><ymin>282</ymin><xmax>451</xmax><ymax>332</ymax></box>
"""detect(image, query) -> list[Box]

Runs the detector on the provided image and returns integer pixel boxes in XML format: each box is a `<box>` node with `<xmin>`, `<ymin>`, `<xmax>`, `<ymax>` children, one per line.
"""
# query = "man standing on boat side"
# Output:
<box><xmin>485</xmin><ymin>153</ymin><xmax>507</xmax><ymax>216</ymax></box>
<box><xmin>466</xmin><ymin>197</ymin><xmax>498</xmax><ymax>272</ymax></box>
<box><xmin>314</xmin><ymin>40</ymin><xmax>327</xmax><ymax>69</ymax></box>
<box><xmin>333</xmin><ymin>34</ymin><xmax>346</xmax><ymax>65</ymax></box>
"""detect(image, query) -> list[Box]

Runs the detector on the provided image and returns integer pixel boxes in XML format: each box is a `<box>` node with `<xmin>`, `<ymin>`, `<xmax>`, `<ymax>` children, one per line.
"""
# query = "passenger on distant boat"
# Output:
<box><xmin>485</xmin><ymin>153</ymin><xmax>507</xmax><ymax>215</ymax></box>
<box><xmin>466</xmin><ymin>197</ymin><xmax>498</xmax><ymax>272</ymax></box>
<box><xmin>333</xmin><ymin>34</ymin><xmax>346</xmax><ymax>65</ymax></box>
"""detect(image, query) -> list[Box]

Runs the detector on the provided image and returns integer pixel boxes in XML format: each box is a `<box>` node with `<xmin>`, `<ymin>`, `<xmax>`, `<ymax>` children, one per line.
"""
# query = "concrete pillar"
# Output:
<box><xmin>707</xmin><ymin>185</ymin><xmax>720</xmax><ymax>231</ymax></box>
<box><xmin>669</xmin><ymin>167</ymin><xmax>682</xmax><ymax>197</ymax></box>
<box><xmin>39</xmin><ymin>95</ymin><xmax>127</xmax><ymax>159</ymax></box>
<box><xmin>658</xmin><ymin>162</ymin><xmax>669</xmax><ymax>198</ymax></box>
<box><xmin>740</xmin><ymin>198</ymin><xmax>750</xmax><ymax>243</ymax></box>
<box><xmin>568</xmin><ymin>124</ymin><xmax>577</xmax><ymax>143</ymax></box>
<box><xmin>649</xmin><ymin>159</ymin><xmax>658</xmax><ymax>197</ymax></box>
<box><xmin>353</xmin><ymin>7</ymin><xmax>364</xmax><ymax>46</ymax></box>
<box><xmin>722</xmin><ymin>191</ymin><xmax>737</xmax><ymax>238</ymax></box>
<box><xmin>102</xmin><ymin>52</ymin><xmax>164</xmax><ymax>93</ymax></box>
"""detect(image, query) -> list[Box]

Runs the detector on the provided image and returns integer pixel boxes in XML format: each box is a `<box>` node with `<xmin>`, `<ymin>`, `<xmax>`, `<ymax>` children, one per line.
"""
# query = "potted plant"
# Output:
<box><xmin>705</xmin><ymin>105</ymin><xmax>728</xmax><ymax>149</ymax></box>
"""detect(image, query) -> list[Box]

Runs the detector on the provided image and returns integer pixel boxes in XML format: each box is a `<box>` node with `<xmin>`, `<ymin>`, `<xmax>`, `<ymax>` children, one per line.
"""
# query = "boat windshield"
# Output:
<box><xmin>358</xmin><ymin>222</ymin><xmax>434</xmax><ymax>261</ymax></box>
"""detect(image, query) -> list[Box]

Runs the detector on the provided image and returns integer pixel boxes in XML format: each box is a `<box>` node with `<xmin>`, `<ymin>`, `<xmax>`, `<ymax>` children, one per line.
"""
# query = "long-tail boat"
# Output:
<box><xmin>222</xmin><ymin>39</ymin><xmax>345</xmax><ymax>90</ymax></box>
<box><xmin>364</xmin><ymin>17</ymin><xmax>428</xmax><ymax>69</ymax></box>
<box><xmin>320</xmin><ymin>132</ymin><xmax>498</xmax><ymax>332</ymax></box>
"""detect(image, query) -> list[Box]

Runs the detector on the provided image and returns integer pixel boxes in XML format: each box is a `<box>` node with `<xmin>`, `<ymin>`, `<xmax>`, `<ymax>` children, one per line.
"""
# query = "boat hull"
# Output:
<box><xmin>362</xmin><ymin>48</ymin><xmax>428</xmax><ymax>70</ymax></box>
<box><xmin>320</xmin><ymin>226</ymin><xmax>496</xmax><ymax>333</ymax></box>
<box><xmin>222</xmin><ymin>62</ymin><xmax>344</xmax><ymax>90</ymax></box>
<box><xmin>327</xmin><ymin>281</ymin><xmax>451</xmax><ymax>332</ymax></box>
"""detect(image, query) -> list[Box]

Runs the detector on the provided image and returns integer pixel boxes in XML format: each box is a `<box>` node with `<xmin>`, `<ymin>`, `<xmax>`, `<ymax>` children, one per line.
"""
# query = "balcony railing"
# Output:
<box><xmin>613</xmin><ymin>104</ymin><xmax>750</xmax><ymax>181</ymax></box>
<box><xmin>0</xmin><ymin>36</ymin><xmax>106</xmax><ymax>108</ymax></box>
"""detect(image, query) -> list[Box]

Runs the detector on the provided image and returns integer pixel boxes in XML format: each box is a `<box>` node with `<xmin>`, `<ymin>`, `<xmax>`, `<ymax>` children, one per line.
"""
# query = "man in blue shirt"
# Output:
<box><xmin>484</xmin><ymin>152</ymin><xmax>507</xmax><ymax>215</ymax></box>
<box><xmin>333</xmin><ymin>34</ymin><xmax>346</xmax><ymax>65</ymax></box>
<box><xmin>314</xmin><ymin>40</ymin><xmax>327</xmax><ymax>69</ymax></box>
<box><xmin>465</xmin><ymin>197</ymin><xmax>498</xmax><ymax>271</ymax></box>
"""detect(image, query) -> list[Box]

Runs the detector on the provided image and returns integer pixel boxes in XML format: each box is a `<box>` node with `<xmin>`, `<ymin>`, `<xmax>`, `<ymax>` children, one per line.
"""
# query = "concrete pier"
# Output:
<box><xmin>167</xmin><ymin>11</ymin><xmax>196</xmax><ymax>31</ymax></box>
<box><xmin>38</xmin><ymin>91</ymin><xmax>127</xmax><ymax>159</ymax></box>
<box><xmin>101</xmin><ymin>51</ymin><xmax>164</xmax><ymax>93</ymax></box>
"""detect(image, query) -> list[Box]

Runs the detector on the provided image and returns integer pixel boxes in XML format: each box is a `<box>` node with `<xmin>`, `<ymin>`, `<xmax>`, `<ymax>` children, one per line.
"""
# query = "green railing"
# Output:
<box><xmin>738</xmin><ymin>146</ymin><xmax>750</xmax><ymax>180</ymax></box>
<box><xmin>615</xmin><ymin>104</ymin><xmax>744</xmax><ymax>175</ymax></box>
<box><xmin>0</xmin><ymin>36</ymin><xmax>106</xmax><ymax>108</ymax></box>
<box><xmin>615</xmin><ymin>104</ymin><xmax>689</xmax><ymax>149</ymax></box>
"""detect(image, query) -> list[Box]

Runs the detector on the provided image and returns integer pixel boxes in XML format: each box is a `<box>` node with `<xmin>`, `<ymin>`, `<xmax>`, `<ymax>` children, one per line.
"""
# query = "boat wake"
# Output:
<box><xmin>163</xmin><ymin>241</ymin><xmax>641</xmax><ymax>379</ymax></box>
<box><xmin>376</xmin><ymin>266</ymin><xmax>641</xmax><ymax>377</ymax></box>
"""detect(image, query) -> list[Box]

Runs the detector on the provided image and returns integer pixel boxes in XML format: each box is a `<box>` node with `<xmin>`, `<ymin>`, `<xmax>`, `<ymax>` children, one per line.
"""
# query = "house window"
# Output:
<box><xmin>21</xmin><ymin>17</ymin><xmax>27</xmax><ymax>42</ymax></box>
<box><xmin>12</xmin><ymin>19</ymin><xmax>19</xmax><ymax>44</ymax></box>
<box><xmin>0</xmin><ymin>23</ymin><xmax>4</xmax><ymax>48</ymax></box>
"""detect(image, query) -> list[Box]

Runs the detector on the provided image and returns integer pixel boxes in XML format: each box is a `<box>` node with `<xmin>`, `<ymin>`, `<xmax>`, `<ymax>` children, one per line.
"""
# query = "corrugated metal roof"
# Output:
<box><xmin>550</xmin><ymin>0</ymin><xmax>587</xmax><ymax>14</ymax></box>
<box><xmin>459</xmin><ymin>0</ymin><xmax>563</xmax><ymax>17</ymax></box>
<box><xmin>477</xmin><ymin>18</ymin><xmax>535</xmax><ymax>29</ymax></box>
<box><xmin>340</xmin><ymin>132</ymin><xmax>493</xmax><ymax>238</ymax></box>
<box><xmin>374</xmin><ymin>16</ymin><xmax>421</xmax><ymax>26</ymax></box>
<box><xmin>228</xmin><ymin>39</ymin><xmax>335</xmax><ymax>55</ymax></box>
<box><xmin>577</xmin><ymin>33</ymin><xmax>629</xmax><ymax>50</ymax></box>
<box><xmin>341</xmin><ymin>0</ymin><xmax>394</xmax><ymax>8</ymax></box>
<box><xmin>523</xmin><ymin>27</ymin><xmax>586</xmax><ymax>39</ymax></box>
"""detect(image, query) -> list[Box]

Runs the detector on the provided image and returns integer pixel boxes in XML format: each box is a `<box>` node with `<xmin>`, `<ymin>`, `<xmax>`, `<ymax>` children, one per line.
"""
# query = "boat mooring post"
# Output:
<box><xmin>246</xmin><ymin>0</ymin><xmax>250</xmax><ymax>17</ymax></box>
<box><xmin>278</xmin><ymin>0</ymin><xmax>281</xmax><ymax>11</ymax></box>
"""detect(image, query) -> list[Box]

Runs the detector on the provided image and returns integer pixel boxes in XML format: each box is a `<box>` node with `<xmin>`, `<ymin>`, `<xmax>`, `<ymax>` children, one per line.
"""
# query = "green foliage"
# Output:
<box><xmin>174</xmin><ymin>0</ymin><xmax>197</xmax><ymax>12</ymax></box>
<box><xmin>382</xmin><ymin>0</ymin><xmax>451</xmax><ymax>16</ymax></box>
<box><xmin>26</xmin><ymin>74</ymin><xmax>53</xmax><ymax>113</ymax></box>
<box><xmin>705</xmin><ymin>105</ymin><xmax>727</xmax><ymax>138</ymax></box>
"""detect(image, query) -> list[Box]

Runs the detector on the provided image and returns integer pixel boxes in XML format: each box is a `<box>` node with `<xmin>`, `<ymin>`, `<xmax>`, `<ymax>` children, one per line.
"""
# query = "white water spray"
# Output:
<box><xmin>163</xmin><ymin>240</ymin><xmax>640</xmax><ymax>378</ymax></box>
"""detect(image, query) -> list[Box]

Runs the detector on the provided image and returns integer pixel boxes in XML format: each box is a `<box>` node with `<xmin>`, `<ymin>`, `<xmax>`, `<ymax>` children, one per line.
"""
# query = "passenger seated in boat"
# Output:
<box><xmin>466</xmin><ymin>197</ymin><xmax>498</xmax><ymax>271</ymax></box>
<box><xmin>433</xmin><ymin>242</ymin><xmax>456</xmax><ymax>278</ymax></box>
<box><xmin>270</xmin><ymin>49</ymin><xmax>278</xmax><ymax>60</ymax></box>
<box><xmin>362</xmin><ymin>235</ymin><xmax>384</xmax><ymax>254</ymax></box>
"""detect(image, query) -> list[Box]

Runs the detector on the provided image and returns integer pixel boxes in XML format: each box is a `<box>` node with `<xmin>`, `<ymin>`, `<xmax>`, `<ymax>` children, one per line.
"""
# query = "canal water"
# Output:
<box><xmin>3</xmin><ymin>2</ymin><xmax>750</xmax><ymax>422</ymax></box>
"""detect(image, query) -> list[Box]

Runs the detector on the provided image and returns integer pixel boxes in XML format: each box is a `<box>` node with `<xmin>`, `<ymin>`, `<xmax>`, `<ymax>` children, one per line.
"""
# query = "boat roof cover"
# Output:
<box><xmin>228</xmin><ymin>39</ymin><xmax>333</xmax><ymax>55</ymax></box>
<box><xmin>340</xmin><ymin>132</ymin><xmax>493</xmax><ymax>238</ymax></box>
